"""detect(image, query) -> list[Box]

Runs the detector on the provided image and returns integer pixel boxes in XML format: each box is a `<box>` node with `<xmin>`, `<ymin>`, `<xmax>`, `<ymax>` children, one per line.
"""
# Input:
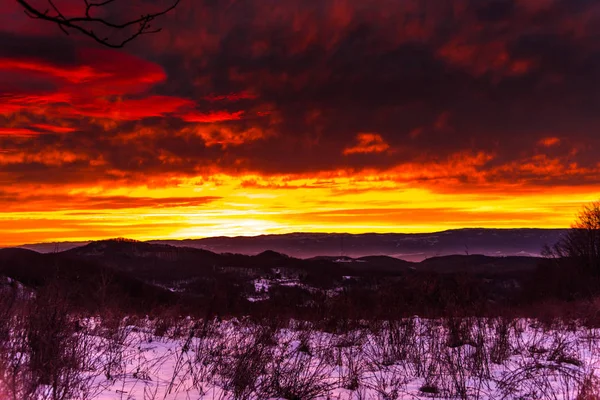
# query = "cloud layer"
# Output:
<box><xmin>1</xmin><ymin>0</ymin><xmax>600</xmax><ymax>244</ymax></box>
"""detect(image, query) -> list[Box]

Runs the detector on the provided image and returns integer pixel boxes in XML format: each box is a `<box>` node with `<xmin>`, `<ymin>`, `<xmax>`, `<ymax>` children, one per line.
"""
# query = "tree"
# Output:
<box><xmin>544</xmin><ymin>201</ymin><xmax>600</xmax><ymax>276</ymax></box>
<box><xmin>16</xmin><ymin>0</ymin><xmax>180</xmax><ymax>48</ymax></box>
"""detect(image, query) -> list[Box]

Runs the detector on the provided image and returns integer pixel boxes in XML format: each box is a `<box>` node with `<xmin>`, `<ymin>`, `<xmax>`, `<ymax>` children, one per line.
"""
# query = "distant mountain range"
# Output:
<box><xmin>0</xmin><ymin>237</ymin><xmax>548</xmax><ymax>314</ymax></box>
<box><xmin>15</xmin><ymin>228</ymin><xmax>567</xmax><ymax>262</ymax></box>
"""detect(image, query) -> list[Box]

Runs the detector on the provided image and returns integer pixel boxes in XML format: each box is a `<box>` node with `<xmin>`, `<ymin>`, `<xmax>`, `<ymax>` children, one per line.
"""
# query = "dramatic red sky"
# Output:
<box><xmin>2</xmin><ymin>0</ymin><xmax>600</xmax><ymax>245</ymax></box>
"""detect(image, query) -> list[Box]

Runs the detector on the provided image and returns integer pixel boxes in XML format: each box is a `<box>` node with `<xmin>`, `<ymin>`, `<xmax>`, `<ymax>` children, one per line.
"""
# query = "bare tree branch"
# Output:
<box><xmin>546</xmin><ymin>200</ymin><xmax>600</xmax><ymax>276</ymax></box>
<box><xmin>16</xmin><ymin>0</ymin><xmax>180</xmax><ymax>48</ymax></box>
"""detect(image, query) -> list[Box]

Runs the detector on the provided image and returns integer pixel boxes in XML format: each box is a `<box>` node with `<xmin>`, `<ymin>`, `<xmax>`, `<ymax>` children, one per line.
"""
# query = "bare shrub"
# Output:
<box><xmin>490</xmin><ymin>317</ymin><xmax>514</xmax><ymax>364</ymax></box>
<box><xmin>440</xmin><ymin>345</ymin><xmax>470</xmax><ymax>399</ymax></box>
<box><xmin>0</xmin><ymin>282</ymin><xmax>108</xmax><ymax>400</ymax></box>
<box><xmin>578</xmin><ymin>373</ymin><xmax>600</xmax><ymax>400</ymax></box>
<box><xmin>219</xmin><ymin>323</ymin><xmax>276</xmax><ymax>399</ymax></box>
<box><xmin>445</xmin><ymin>316</ymin><xmax>475</xmax><ymax>348</ymax></box>
<box><xmin>96</xmin><ymin>317</ymin><xmax>131</xmax><ymax>383</ymax></box>
<box><xmin>499</xmin><ymin>321</ymin><xmax>585</xmax><ymax>400</ymax></box>
<box><xmin>334</xmin><ymin>330</ymin><xmax>366</xmax><ymax>391</ymax></box>
<box><xmin>262</xmin><ymin>334</ymin><xmax>336</xmax><ymax>400</ymax></box>
<box><xmin>0</xmin><ymin>292</ymin><xmax>29</xmax><ymax>399</ymax></box>
<box><xmin>361</xmin><ymin>320</ymin><xmax>423</xmax><ymax>399</ymax></box>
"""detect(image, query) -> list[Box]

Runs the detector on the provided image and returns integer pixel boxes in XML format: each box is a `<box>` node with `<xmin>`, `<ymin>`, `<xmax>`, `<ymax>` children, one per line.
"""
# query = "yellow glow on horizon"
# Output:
<box><xmin>1</xmin><ymin>171</ymin><xmax>599</xmax><ymax>246</ymax></box>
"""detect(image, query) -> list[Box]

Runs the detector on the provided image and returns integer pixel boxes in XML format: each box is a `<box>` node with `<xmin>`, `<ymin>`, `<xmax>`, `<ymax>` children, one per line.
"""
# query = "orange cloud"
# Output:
<box><xmin>0</xmin><ymin>193</ymin><xmax>220</xmax><ymax>212</ymax></box>
<box><xmin>344</xmin><ymin>133</ymin><xmax>390</xmax><ymax>155</ymax></box>
<box><xmin>0</xmin><ymin>58</ymin><xmax>110</xmax><ymax>83</ymax></box>
<box><xmin>538</xmin><ymin>137</ymin><xmax>561</xmax><ymax>147</ymax></box>
<box><xmin>0</xmin><ymin>127</ymin><xmax>40</xmax><ymax>137</ymax></box>
<box><xmin>0</xmin><ymin>48</ymin><xmax>183</xmax><ymax>125</ymax></box>
<box><xmin>0</xmin><ymin>49</ymin><xmax>166</xmax><ymax>93</ymax></box>
<box><xmin>205</xmin><ymin>92</ymin><xmax>257</xmax><ymax>102</ymax></box>
<box><xmin>75</xmin><ymin>48</ymin><xmax>167</xmax><ymax>95</ymax></box>
<box><xmin>0</xmin><ymin>93</ymin><xmax>72</xmax><ymax>115</ymax></box>
<box><xmin>0</xmin><ymin>149</ymin><xmax>91</xmax><ymax>166</ymax></box>
<box><xmin>69</xmin><ymin>96</ymin><xmax>194</xmax><ymax>120</ymax></box>
<box><xmin>438</xmin><ymin>38</ymin><xmax>510</xmax><ymax>77</ymax></box>
<box><xmin>31</xmin><ymin>124</ymin><xmax>76</xmax><ymax>134</ymax></box>
<box><xmin>493</xmin><ymin>154</ymin><xmax>596</xmax><ymax>181</ymax></box>
<box><xmin>509</xmin><ymin>59</ymin><xmax>536</xmax><ymax>75</ymax></box>
<box><xmin>187</xmin><ymin>125</ymin><xmax>266</xmax><ymax>147</ymax></box>
<box><xmin>181</xmin><ymin>110</ymin><xmax>245</xmax><ymax>123</ymax></box>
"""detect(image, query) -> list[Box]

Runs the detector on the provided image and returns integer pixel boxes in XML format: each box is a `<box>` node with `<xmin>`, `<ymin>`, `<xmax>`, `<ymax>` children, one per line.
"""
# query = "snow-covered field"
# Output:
<box><xmin>5</xmin><ymin>316</ymin><xmax>598</xmax><ymax>400</ymax></box>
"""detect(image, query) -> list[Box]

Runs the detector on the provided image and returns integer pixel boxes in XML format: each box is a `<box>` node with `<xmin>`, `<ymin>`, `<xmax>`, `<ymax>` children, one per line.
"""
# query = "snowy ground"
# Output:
<box><xmin>21</xmin><ymin>317</ymin><xmax>597</xmax><ymax>400</ymax></box>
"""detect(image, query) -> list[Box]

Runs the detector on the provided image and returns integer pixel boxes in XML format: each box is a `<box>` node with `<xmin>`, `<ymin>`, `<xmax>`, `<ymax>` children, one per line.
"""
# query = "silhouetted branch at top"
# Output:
<box><xmin>16</xmin><ymin>0</ymin><xmax>180</xmax><ymax>48</ymax></box>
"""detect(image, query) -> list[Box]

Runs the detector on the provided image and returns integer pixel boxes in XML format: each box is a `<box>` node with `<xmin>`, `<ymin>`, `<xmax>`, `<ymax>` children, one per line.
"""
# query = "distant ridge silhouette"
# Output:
<box><xmin>12</xmin><ymin>228</ymin><xmax>567</xmax><ymax>262</ymax></box>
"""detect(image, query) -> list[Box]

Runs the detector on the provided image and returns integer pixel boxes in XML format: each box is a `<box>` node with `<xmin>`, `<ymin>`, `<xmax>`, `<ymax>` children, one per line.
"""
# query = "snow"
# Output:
<box><xmin>58</xmin><ymin>317</ymin><xmax>600</xmax><ymax>399</ymax></box>
<box><xmin>253</xmin><ymin>278</ymin><xmax>271</xmax><ymax>293</ymax></box>
<box><xmin>247</xmin><ymin>294</ymin><xmax>270</xmax><ymax>302</ymax></box>
<box><xmin>250</xmin><ymin>277</ymin><xmax>319</xmax><ymax>301</ymax></box>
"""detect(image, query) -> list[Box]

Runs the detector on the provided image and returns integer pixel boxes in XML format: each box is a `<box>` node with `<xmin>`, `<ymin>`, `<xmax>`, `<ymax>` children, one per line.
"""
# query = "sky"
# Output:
<box><xmin>1</xmin><ymin>0</ymin><xmax>600</xmax><ymax>245</ymax></box>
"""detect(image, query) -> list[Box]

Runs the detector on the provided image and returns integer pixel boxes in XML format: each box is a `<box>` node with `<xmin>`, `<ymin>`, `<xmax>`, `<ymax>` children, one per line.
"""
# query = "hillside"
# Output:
<box><xmin>1</xmin><ymin>240</ymin><xmax>550</xmax><ymax>317</ymax></box>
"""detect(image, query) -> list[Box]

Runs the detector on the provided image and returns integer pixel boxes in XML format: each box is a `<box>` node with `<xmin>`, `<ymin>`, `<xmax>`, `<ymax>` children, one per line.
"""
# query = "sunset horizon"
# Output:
<box><xmin>2</xmin><ymin>0</ymin><xmax>600</xmax><ymax>247</ymax></box>
<box><xmin>5</xmin><ymin>225</ymin><xmax>572</xmax><ymax>248</ymax></box>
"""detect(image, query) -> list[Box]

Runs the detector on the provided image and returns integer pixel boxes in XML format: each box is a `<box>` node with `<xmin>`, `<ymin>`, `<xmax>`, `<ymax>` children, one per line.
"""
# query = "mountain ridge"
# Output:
<box><xmin>11</xmin><ymin>228</ymin><xmax>567</xmax><ymax>262</ymax></box>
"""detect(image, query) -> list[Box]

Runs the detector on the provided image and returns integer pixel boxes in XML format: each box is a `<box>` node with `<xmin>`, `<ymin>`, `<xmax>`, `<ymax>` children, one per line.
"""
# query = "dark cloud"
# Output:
<box><xmin>474</xmin><ymin>0</ymin><xmax>515</xmax><ymax>22</ymax></box>
<box><xmin>0</xmin><ymin>31</ymin><xmax>78</xmax><ymax>65</ymax></box>
<box><xmin>1</xmin><ymin>0</ymin><xmax>600</xmax><ymax>187</ymax></box>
